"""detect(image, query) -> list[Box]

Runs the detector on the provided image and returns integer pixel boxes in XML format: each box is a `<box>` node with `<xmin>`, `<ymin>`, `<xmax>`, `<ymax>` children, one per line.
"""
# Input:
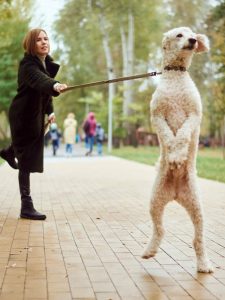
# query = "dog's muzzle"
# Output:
<box><xmin>183</xmin><ymin>38</ymin><xmax>197</xmax><ymax>50</ymax></box>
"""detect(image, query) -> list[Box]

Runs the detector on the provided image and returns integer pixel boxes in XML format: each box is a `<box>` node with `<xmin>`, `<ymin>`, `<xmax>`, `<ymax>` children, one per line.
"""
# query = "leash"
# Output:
<box><xmin>62</xmin><ymin>71</ymin><xmax>162</xmax><ymax>92</ymax></box>
<box><xmin>44</xmin><ymin>121</ymin><xmax>51</xmax><ymax>135</ymax></box>
<box><xmin>44</xmin><ymin>71</ymin><xmax>162</xmax><ymax>135</ymax></box>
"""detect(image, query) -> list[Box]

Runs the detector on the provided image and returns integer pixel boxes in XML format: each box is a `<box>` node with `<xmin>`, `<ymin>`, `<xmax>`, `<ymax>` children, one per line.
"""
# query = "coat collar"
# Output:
<box><xmin>22</xmin><ymin>53</ymin><xmax>60</xmax><ymax>78</ymax></box>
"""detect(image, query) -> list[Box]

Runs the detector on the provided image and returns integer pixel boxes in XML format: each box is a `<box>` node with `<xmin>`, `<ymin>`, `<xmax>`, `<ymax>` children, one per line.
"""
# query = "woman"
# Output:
<box><xmin>63</xmin><ymin>113</ymin><xmax>77</xmax><ymax>156</ymax></box>
<box><xmin>0</xmin><ymin>28</ymin><xmax>67</xmax><ymax>220</ymax></box>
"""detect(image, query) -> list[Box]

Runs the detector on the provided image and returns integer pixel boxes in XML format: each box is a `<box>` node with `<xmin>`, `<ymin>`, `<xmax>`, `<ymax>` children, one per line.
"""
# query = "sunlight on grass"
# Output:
<box><xmin>111</xmin><ymin>146</ymin><xmax>225</xmax><ymax>183</ymax></box>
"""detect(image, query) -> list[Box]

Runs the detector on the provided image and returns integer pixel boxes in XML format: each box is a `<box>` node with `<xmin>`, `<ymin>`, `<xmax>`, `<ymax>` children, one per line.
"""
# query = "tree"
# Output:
<box><xmin>53</xmin><ymin>0</ymin><xmax>106</xmax><ymax>129</ymax></box>
<box><xmin>54</xmin><ymin>0</ymin><xmax>222</xmax><ymax>146</ymax></box>
<box><xmin>0</xmin><ymin>0</ymin><xmax>31</xmax><ymax>138</ymax></box>
<box><xmin>206</xmin><ymin>0</ymin><xmax>225</xmax><ymax>139</ymax></box>
<box><xmin>54</xmin><ymin>0</ymin><xmax>163</xmax><ymax>146</ymax></box>
<box><xmin>96</xmin><ymin>4</ymin><xmax>116</xmax><ymax>151</ymax></box>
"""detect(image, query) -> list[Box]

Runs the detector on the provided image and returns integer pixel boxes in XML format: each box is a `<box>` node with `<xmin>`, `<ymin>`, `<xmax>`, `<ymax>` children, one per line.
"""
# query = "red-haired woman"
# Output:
<box><xmin>0</xmin><ymin>28</ymin><xmax>67</xmax><ymax>220</ymax></box>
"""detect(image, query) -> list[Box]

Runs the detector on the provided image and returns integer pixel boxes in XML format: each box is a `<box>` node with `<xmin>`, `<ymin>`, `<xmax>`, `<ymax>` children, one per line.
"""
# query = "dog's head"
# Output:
<box><xmin>162</xmin><ymin>27</ymin><xmax>210</xmax><ymax>54</ymax></box>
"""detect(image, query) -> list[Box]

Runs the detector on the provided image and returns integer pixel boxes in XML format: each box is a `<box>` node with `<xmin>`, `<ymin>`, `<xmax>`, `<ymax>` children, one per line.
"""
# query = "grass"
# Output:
<box><xmin>111</xmin><ymin>146</ymin><xmax>225</xmax><ymax>183</ymax></box>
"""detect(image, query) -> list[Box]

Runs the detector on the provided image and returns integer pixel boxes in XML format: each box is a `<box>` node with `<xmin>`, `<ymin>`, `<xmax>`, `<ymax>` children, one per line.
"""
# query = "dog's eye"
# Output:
<box><xmin>176</xmin><ymin>34</ymin><xmax>183</xmax><ymax>38</ymax></box>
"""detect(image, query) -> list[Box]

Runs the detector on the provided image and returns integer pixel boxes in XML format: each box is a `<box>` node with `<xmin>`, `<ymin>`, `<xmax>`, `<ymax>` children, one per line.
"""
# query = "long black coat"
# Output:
<box><xmin>9</xmin><ymin>54</ymin><xmax>60</xmax><ymax>173</ymax></box>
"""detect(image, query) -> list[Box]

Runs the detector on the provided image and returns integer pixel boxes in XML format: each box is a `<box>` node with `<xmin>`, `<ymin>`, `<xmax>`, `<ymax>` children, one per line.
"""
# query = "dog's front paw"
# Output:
<box><xmin>168</xmin><ymin>152</ymin><xmax>177</xmax><ymax>165</ymax></box>
<box><xmin>168</xmin><ymin>153</ymin><xmax>185</xmax><ymax>170</ymax></box>
<box><xmin>168</xmin><ymin>144</ymin><xmax>188</xmax><ymax>167</ymax></box>
<box><xmin>177</xmin><ymin>144</ymin><xmax>189</xmax><ymax>162</ymax></box>
<box><xmin>197</xmin><ymin>260</ymin><xmax>214</xmax><ymax>273</ymax></box>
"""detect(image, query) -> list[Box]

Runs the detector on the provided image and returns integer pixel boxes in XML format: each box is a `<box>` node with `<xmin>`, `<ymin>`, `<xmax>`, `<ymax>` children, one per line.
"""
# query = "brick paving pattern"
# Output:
<box><xmin>0</xmin><ymin>144</ymin><xmax>225</xmax><ymax>300</ymax></box>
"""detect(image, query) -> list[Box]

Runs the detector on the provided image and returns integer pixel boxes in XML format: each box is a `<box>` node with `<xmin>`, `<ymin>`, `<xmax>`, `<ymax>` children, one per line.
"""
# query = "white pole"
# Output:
<box><xmin>108</xmin><ymin>83</ymin><xmax>114</xmax><ymax>153</ymax></box>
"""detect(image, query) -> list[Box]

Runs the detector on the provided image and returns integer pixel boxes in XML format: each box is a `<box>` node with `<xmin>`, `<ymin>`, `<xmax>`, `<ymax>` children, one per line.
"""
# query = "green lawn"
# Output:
<box><xmin>111</xmin><ymin>146</ymin><xmax>225</xmax><ymax>183</ymax></box>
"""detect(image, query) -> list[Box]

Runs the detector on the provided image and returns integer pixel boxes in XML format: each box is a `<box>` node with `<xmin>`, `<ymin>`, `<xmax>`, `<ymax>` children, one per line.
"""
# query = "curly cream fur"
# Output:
<box><xmin>142</xmin><ymin>27</ymin><xmax>213</xmax><ymax>273</ymax></box>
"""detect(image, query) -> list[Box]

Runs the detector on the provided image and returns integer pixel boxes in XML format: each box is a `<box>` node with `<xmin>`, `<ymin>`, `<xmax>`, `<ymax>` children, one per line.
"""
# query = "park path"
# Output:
<box><xmin>0</xmin><ymin>144</ymin><xmax>225</xmax><ymax>300</ymax></box>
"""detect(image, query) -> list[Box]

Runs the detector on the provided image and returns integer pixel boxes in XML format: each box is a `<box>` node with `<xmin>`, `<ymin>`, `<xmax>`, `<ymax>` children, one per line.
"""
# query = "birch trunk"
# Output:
<box><xmin>98</xmin><ymin>12</ymin><xmax>116</xmax><ymax>152</ymax></box>
<box><xmin>121</xmin><ymin>12</ymin><xmax>135</xmax><ymax>136</ymax></box>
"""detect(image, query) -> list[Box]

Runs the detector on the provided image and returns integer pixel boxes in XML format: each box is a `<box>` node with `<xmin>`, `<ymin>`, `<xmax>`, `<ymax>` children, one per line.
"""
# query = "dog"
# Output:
<box><xmin>142</xmin><ymin>27</ymin><xmax>213</xmax><ymax>273</ymax></box>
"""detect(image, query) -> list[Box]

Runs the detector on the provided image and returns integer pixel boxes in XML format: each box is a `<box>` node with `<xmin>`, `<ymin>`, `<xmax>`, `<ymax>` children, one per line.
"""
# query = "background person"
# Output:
<box><xmin>82</xmin><ymin>116</ymin><xmax>90</xmax><ymax>149</ymax></box>
<box><xmin>50</xmin><ymin>123</ymin><xmax>60</xmax><ymax>156</ymax></box>
<box><xmin>63</xmin><ymin>112</ymin><xmax>77</xmax><ymax>157</ymax></box>
<box><xmin>0</xmin><ymin>28</ymin><xmax>67</xmax><ymax>220</ymax></box>
<box><xmin>96</xmin><ymin>123</ymin><xmax>105</xmax><ymax>155</ymax></box>
<box><xmin>83</xmin><ymin>112</ymin><xmax>97</xmax><ymax>156</ymax></box>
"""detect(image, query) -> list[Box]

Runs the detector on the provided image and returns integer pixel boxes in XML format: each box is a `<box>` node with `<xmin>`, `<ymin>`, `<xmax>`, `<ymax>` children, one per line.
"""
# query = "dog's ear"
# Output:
<box><xmin>195</xmin><ymin>34</ymin><xmax>210</xmax><ymax>53</ymax></box>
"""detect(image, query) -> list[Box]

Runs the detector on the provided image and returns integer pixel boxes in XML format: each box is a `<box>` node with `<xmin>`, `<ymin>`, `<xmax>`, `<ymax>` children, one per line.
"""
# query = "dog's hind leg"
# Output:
<box><xmin>142</xmin><ymin>181</ymin><xmax>170</xmax><ymax>259</ymax></box>
<box><xmin>177</xmin><ymin>177</ymin><xmax>213</xmax><ymax>273</ymax></box>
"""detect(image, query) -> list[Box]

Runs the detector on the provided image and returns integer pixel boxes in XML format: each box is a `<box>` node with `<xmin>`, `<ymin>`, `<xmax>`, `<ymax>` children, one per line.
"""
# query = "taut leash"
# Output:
<box><xmin>45</xmin><ymin>71</ymin><xmax>161</xmax><ymax>135</ymax></box>
<box><xmin>44</xmin><ymin>120</ymin><xmax>51</xmax><ymax>135</ymax></box>
<box><xmin>62</xmin><ymin>71</ymin><xmax>162</xmax><ymax>92</ymax></box>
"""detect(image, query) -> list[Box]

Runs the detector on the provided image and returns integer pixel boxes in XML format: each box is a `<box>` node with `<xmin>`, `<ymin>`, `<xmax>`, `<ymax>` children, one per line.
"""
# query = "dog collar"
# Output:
<box><xmin>164</xmin><ymin>66</ymin><xmax>186</xmax><ymax>72</ymax></box>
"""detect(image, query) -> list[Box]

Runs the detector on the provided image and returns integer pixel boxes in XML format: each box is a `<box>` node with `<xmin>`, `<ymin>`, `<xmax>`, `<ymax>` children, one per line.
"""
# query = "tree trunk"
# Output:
<box><xmin>98</xmin><ymin>12</ymin><xmax>116</xmax><ymax>153</ymax></box>
<box><xmin>120</xmin><ymin>12</ymin><xmax>136</xmax><ymax>144</ymax></box>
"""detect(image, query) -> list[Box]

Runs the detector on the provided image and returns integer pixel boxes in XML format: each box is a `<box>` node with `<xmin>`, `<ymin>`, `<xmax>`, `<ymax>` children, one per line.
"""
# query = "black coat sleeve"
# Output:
<box><xmin>19</xmin><ymin>61</ymin><xmax>60</xmax><ymax>97</ymax></box>
<box><xmin>45</xmin><ymin>97</ymin><xmax>54</xmax><ymax>115</ymax></box>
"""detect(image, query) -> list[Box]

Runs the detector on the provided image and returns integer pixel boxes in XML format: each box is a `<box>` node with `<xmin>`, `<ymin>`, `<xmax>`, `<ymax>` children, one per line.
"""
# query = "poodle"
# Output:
<box><xmin>142</xmin><ymin>27</ymin><xmax>213</xmax><ymax>273</ymax></box>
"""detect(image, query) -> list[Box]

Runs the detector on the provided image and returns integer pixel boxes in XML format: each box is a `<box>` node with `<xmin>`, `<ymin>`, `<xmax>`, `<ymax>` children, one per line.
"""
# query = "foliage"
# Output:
<box><xmin>112</xmin><ymin>94</ymin><xmax>126</xmax><ymax>138</ymax></box>
<box><xmin>0</xmin><ymin>0</ymin><xmax>31</xmax><ymax>115</ymax></box>
<box><xmin>53</xmin><ymin>0</ymin><xmax>163</xmax><ymax>134</ymax></box>
<box><xmin>206</xmin><ymin>0</ymin><xmax>225</xmax><ymax>135</ymax></box>
<box><xmin>111</xmin><ymin>82</ymin><xmax>155</xmax><ymax>139</ymax></box>
<box><xmin>53</xmin><ymin>0</ymin><xmax>106</xmax><ymax>130</ymax></box>
<box><xmin>0</xmin><ymin>0</ymin><xmax>31</xmax><ymax>139</ymax></box>
<box><xmin>78</xmin><ymin>91</ymin><xmax>108</xmax><ymax>130</ymax></box>
<box><xmin>53</xmin><ymin>0</ymin><xmax>221</xmax><ymax>143</ymax></box>
<box><xmin>164</xmin><ymin>0</ymin><xmax>211</xmax><ymax>31</ymax></box>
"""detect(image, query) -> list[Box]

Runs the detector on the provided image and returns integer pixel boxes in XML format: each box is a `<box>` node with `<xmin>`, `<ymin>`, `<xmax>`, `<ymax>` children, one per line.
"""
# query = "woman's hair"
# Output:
<box><xmin>23</xmin><ymin>28</ymin><xmax>49</xmax><ymax>56</ymax></box>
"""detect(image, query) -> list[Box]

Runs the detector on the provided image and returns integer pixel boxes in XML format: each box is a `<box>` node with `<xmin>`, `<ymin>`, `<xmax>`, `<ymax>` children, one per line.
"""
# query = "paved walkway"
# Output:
<box><xmin>0</xmin><ymin>144</ymin><xmax>225</xmax><ymax>300</ymax></box>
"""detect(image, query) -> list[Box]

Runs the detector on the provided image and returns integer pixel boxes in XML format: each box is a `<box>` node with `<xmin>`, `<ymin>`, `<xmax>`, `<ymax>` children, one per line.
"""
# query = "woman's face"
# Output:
<box><xmin>35</xmin><ymin>31</ymin><xmax>49</xmax><ymax>56</ymax></box>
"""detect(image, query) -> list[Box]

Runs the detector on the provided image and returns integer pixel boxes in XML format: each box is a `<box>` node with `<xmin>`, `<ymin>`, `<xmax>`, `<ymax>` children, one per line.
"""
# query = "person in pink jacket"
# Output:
<box><xmin>83</xmin><ymin>112</ymin><xmax>97</xmax><ymax>156</ymax></box>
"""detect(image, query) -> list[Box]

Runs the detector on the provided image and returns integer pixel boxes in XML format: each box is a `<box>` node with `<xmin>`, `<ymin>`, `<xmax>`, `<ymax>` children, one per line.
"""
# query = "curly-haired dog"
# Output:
<box><xmin>142</xmin><ymin>27</ymin><xmax>213</xmax><ymax>273</ymax></box>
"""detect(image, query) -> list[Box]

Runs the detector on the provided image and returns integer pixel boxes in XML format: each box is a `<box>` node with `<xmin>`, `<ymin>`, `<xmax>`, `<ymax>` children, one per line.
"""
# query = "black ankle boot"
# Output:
<box><xmin>0</xmin><ymin>145</ymin><xmax>18</xmax><ymax>169</ymax></box>
<box><xmin>20</xmin><ymin>197</ymin><xmax>46</xmax><ymax>220</ymax></box>
<box><xmin>19</xmin><ymin>171</ymin><xmax>46</xmax><ymax>220</ymax></box>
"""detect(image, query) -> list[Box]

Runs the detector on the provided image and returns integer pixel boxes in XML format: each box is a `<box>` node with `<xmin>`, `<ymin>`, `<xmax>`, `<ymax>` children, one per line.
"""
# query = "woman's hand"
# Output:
<box><xmin>48</xmin><ymin>113</ymin><xmax>56</xmax><ymax>124</ymax></box>
<box><xmin>53</xmin><ymin>83</ymin><xmax>68</xmax><ymax>93</ymax></box>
